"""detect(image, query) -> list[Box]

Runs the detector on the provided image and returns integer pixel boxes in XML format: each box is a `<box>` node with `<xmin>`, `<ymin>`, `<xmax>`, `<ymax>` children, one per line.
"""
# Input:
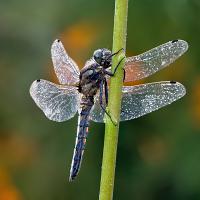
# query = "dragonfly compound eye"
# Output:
<box><xmin>93</xmin><ymin>49</ymin><xmax>103</xmax><ymax>64</ymax></box>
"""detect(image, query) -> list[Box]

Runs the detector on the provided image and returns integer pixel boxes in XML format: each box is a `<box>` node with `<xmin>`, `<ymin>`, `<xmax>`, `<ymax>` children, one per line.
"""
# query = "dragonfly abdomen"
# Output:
<box><xmin>69</xmin><ymin>95</ymin><xmax>94</xmax><ymax>181</ymax></box>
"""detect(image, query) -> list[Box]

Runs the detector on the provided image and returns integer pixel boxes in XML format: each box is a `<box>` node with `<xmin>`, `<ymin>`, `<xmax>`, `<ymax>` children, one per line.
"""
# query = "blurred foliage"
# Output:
<box><xmin>0</xmin><ymin>0</ymin><xmax>200</xmax><ymax>199</ymax></box>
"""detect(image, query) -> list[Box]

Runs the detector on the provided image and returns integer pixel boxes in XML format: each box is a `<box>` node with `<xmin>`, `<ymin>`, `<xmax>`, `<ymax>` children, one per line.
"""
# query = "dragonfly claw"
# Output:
<box><xmin>104</xmin><ymin>108</ymin><xmax>118</xmax><ymax>126</ymax></box>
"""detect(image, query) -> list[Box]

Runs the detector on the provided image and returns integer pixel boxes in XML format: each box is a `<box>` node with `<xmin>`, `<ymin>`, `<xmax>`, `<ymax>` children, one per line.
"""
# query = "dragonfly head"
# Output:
<box><xmin>93</xmin><ymin>48</ymin><xmax>112</xmax><ymax>68</ymax></box>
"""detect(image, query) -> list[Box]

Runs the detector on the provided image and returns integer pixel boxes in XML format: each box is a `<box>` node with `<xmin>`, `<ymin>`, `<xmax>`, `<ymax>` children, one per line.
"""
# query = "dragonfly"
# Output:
<box><xmin>30</xmin><ymin>39</ymin><xmax>188</xmax><ymax>181</ymax></box>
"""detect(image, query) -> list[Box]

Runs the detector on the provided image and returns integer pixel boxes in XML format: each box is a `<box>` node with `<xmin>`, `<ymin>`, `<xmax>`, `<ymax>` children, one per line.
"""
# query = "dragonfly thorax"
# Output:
<box><xmin>79</xmin><ymin>67</ymin><xmax>103</xmax><ymax>96</ymax></box>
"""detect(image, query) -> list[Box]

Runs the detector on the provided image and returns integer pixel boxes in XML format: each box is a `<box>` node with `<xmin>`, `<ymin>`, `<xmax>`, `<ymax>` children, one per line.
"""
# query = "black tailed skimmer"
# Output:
<box><xmin>30</xmin><ymin>39</ymin><xmax>188</xmax><ymax>181</ymax></box>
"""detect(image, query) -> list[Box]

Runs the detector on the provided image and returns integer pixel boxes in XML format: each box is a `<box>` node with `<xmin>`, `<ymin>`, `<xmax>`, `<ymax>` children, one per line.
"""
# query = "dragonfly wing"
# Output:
<box><xmin>51</xmin><ymin>39</ymin><xmax>80</xmax><ymax>85</ymax></box>
<box><xmin>89</xmin><ymin>92</ymin><xmax>106</xmax><ymax>123</ymax></box>
<box><xmin>120</xmin><ymin>81</ymin><xmax>186</xmax><ymax>121</ymax></box>
<box><xmin>90</xmin><ymin>81</ymin><xmax>186</xmax><ymax>122</ymax></box>
<box><xmin>124</xmin><ymin>40</ymin><xmax>188</xmax><ymax>82</ymax></box>
<box><xmin>30</xmin><ymin>79</ymin><xmax>80</xmax><ymax>122</ymax></box>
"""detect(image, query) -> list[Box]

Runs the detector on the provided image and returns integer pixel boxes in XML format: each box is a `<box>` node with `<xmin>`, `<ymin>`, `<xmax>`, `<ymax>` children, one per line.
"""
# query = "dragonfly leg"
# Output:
<box><xmin>112</xmin><ymin>56</ymin><xmax>126</xmax><ymax>75</ymax></box>
<box><xmin>104</xmin><ymin>79</ymin><xmax>108</xmax><ymax>105</ymax></box>
<box><xmin>108</xmin><ymin>48</ymin><xmax>124</xmax><ymax>59</ymax></box>
<box><xmin>105</xmin><ymin>56</ymin><xmax>125</xmax><ymax>77</ymax></box>
<box><xmin>123</xmin><ymin>69</ymin><xmax>126</xmax><ymax>82</ymax></box>
<box><xmin>99</xmin><ymin>81</ymin><xmax>117</xmax><ymax>126</ymax></box>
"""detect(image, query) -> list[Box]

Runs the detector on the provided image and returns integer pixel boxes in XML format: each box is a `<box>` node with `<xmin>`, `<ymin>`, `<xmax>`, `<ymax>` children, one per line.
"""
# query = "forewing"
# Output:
<box><xmin>90</xmin><ymin>81</ymin><xmax>186</xmax><ymax>122</ymax></box>
<box><xmin>124</xmin><ymin>40</ymin><xmax>188</xmax><ymax>82</ymax></box>
<box><xmin>30</xmin><ymin>79</ymin><xmax>80</xmax><ymax>122</ymax></box>
<box><xmin>51</xmin><ymin>39</ymin><xmax>80</xmax><ymax>85</ymax></box>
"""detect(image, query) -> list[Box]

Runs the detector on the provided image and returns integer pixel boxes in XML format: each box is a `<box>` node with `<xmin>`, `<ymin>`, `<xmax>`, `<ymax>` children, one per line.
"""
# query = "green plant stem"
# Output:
<box><xmin>99</xmin><ymin>0</ymin><xmax>129</xmax><ymax>200</ymax></box>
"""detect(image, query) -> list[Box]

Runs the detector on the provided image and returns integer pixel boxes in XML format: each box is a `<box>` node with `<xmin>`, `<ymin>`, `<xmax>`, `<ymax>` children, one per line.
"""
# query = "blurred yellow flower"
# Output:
<box><xmin>138</xmin><ymin>136</ymin><xmax>168</xmax><ymax>165</ymax></box>
<box><xmin>0</xmin><ymin>167</ymin><xmax>22</xmax><ymax>200</ymax></box>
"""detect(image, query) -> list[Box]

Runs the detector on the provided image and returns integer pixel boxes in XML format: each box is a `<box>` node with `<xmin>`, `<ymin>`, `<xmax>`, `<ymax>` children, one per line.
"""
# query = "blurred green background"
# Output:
<box><xmin>0</xmin><ymin>0</ymin><xmax>200</xmax><ymax>199</ymax></box>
